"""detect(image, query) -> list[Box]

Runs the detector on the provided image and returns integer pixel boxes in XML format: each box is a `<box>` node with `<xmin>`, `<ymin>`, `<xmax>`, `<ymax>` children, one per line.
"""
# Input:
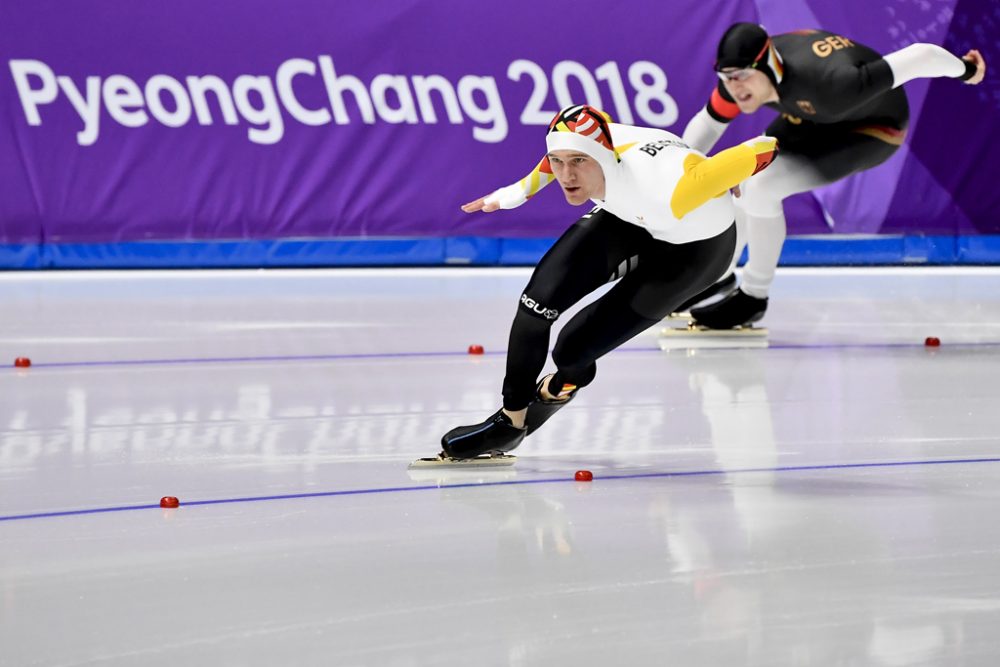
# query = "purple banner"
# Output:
<box><xmin>2</xmin><ymin>0</ymin><xmax>998</xmax><ymax>254</ymax></box>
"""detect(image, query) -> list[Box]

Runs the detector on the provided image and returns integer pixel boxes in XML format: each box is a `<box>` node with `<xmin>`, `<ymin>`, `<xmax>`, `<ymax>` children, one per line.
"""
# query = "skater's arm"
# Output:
<box><xmin>461</xmin><ymin>156</ymin><xmax>556</xmax><ymax>214</ymax></box>
<box><xmin>683</xmin><ymin>82</ymin><xmax>740</xmax><ymax>154</ymax></box>
<box><xmin>670</xmin><ymin>136</ymin><xmax>777</xmax><ymax>218</ymax></box>
<box><xmin>883</xmin><ymin>44</ymin><xmax>985</xmax><ymax>86</ymax></box>
<box><xmin>822</xmin><ymin>44</ymin><xmax>985</xmax><ymax>120</ymax></box>
<box><xmin>682</xmin><ymin>108</ymin><xmax>729</xmax><ymax>155</ymax></box>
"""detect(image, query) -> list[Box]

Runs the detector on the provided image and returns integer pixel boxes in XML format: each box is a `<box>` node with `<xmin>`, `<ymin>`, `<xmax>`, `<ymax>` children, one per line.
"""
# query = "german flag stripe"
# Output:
<box><xmin>547</xmin><ymin>105</ymin><xmax>618</xmax><ymax>157</ymax></box>
<box><xmin>709</xmin><ymin>88</ymin><xmax>740</xmax><ymax>121</ymax></box>
<box><xmin>752</xmin><ymin>149</ymin><xmax>776</xmax><ymax>175</ymax></box>
<box><xmin>852</xmin><ymin>125</ymin><xmax>907</xmax><ymax>146</ymax></box>
<box><xmin>767</xmin><ymin>43</ymin><xmax>784</xmax><ymax>83</ymax></box>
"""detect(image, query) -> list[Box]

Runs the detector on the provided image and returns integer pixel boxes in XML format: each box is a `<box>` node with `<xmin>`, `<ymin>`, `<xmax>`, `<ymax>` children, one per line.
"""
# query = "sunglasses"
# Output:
<box><xmin>716</xmin><ymin>68</ymin><xmax>757</xmax><ymax>82</ymax></box>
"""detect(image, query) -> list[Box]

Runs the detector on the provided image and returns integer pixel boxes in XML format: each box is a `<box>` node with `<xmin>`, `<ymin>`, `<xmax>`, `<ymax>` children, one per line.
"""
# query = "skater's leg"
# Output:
<box><xmin>500</xmin><ymin>312</ymin><xmax>547</xmax><ymax>427</ymax></box>
<box><xmin>741</xmin><ymin>120</ymin><xmax>901</xmax><ymax>288</ymax></box>
<box><xmin>442</xmin><ymin>209</ymin><xmax>647</xmax><ymax>458</ymax></box>
<box><xmin>731</xmin><ymin>207</ymin><xmax>747</xmax><ymax>276</ymax></box>
<box><xmin>501</xmin><ymin>209</ymin><xmax>648</xmax><ymax>411</ymax></box>
<box><xmin>523</xmin><ymin>295</ymin><xmax>663</xmax><ymax>436</ymax></box>
<box><xmin>667</xmin><ymin>137</ymin><xmax>775</xmax><ymax>313</ymax></box>
<box><xmin>671</xmin><ymin>209</ymin><xmax>744</xmax><ymax>313</ymax></box>
<box><xmin>527</xmin><ymin>225</ymin><xmax>736</xmax><ymax>434</ymax></box>
<box><xmin>735</xmin><ymin>154</ymin><xmax>814</xmax><ymax>298</ymax></box>
<box><xmin>547</xmin><ymin>298</ymin><xmax>657</xmax><ymax>393</ymax></box>
<box><xmin>693</xmin><ymin>132</ymin><xmax>899</xmax><ymax>328</ymax></box>
<box><xmin>551</xmin><ymin>229</ymin><xmax>734</xmax><ymax>387</ymax></box>
<box><xmin>688</xmin><ymin>160</ymin><xmax>804</xmax><ymax>329</ymax></box>
<box><xmin>740</xmin><ymin>211</ymin><xmax>786</xmax><ymax>298</ymax></box>
<box><xmin>672</xmin><ymin>269</ymin><xmax>738</xmax><ymax>313</ymax></box>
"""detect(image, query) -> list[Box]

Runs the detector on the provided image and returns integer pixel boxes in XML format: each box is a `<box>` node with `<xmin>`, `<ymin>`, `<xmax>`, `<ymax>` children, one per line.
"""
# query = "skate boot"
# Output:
<box><xmin>441</xmin><ymin>408</ymin><xmax>526</xmax><ymax>460</ymax></box>
<box><xmin>673</xmin><ymin>273</ymin><xmax>737</xmax><ymax>314</ymax></box>
<box><xmin>690</xmin><ymin>288</ymin><xmax>767</xmax><ymax>329</ymax></box>
<box><xmin>525</xmin><ymin>376</ymin><xmax>579</xmax><ymax>436</ymax></box>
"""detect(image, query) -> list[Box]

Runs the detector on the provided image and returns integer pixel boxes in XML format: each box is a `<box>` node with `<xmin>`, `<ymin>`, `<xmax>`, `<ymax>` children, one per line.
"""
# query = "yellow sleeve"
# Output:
<box><xmin>669</xmin><ymin>136</ymin><xmax>778</xmax><ymax>218</ymax></box>
<box><xmin>485</xmin><ymin>156</ymin><xmax>557</xmax><ymax>209</ymax></box>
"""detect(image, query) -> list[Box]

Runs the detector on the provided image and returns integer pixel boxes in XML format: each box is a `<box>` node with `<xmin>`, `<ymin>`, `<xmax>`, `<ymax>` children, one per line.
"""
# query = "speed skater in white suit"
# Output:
<box><xmin>436</xmin><ymin>105</ymin><xmax>777</xmax><ymax>461</ymax></box>
<box><xmin>678</xmin><ymin>23</ymin><xmax>987</xmax><ymax>329</ymax></box>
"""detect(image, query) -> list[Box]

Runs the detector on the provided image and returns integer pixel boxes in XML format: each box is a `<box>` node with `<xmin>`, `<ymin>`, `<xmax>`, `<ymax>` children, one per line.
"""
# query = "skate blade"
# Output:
<box><xmin>665</xmin><ymin>311</ymin><xmax>692</xmax><ymax>321</ymax></box>
<box><xmin>407</xmin><ymin>464</ymin><xmax>517</xmax><ymax>484</ymax></box>
<box><xmin>408</xmin><ymin>453</ymin><xmax>517</xmax><ymax>470</ymax></box>
<box><xmin>658</xmin><ymin>324</ymin><xmax>768</xmax><ymax>349</ymax></box>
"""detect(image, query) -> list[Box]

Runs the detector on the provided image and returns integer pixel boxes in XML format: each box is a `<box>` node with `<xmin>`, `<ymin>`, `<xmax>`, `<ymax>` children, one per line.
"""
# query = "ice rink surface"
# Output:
<box><xmin>2</xmin><ymin>266</ymin><xmax>1000</xmax><ymax>666</ymax></box>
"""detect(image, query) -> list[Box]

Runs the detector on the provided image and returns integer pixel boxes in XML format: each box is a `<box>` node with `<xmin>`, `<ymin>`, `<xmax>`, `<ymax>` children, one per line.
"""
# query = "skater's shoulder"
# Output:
<box><xmin>613</xmin><ymin>126</ymin><xmax>693</xmax><ymax>170</ymax></box>
<box><xmin>774</xmin><ymin>29</ymin><xmax>882</xmax><ymax>80</ymax></box>
<box><xmin>611</xmin><ymin>123</ymin><xmax>684</xmax><ymax>150</ymax></box>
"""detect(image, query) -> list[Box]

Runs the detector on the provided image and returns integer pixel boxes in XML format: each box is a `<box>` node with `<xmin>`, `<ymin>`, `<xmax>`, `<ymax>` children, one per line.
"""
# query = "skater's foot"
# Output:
<box><xmin>441</xmin><ymin>408</ymin><xmax>526</xmax><ymax>460</ymax></box>
<box><xmin>673</xmin><ymin>273</ymin><xmax>737</xmax><ymax>314</ymax></box>
<box><xmin>526</xmin><ymin>375</ymin><xmax>579</xmax><ymax>436</ymax></box>
<box><xmin>690</xmin><ymin>288</ymin><xmax>767</xmax><ymax>329</ymax></box>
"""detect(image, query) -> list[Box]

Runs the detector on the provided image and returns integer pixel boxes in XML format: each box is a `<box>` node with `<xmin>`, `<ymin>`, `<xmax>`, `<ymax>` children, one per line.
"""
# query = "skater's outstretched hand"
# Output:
<box><xmin>962</xmin><ymin>49</ymin><xmax>986</xmax><ymax>85</ymax></box>
<box><xmin>461</xmin><ymin>195</ymin><xmax>500</xmax><ymax>213</ymax></box>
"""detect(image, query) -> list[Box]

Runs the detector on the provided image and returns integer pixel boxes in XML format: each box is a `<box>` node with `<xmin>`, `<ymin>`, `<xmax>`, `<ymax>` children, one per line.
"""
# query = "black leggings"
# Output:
<box><xmin>501</xmin><ymin>209</ymin><xmax>736</xmax><ymax>410</ymax></box>
<box><xmin>767</xmin><ymin>115</ymin><xmax>903</xmax><ymax>182</ymax></box>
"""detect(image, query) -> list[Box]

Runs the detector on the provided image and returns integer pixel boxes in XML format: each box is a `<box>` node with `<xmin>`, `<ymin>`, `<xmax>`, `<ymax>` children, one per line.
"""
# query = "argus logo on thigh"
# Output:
<box><xmin>520</xmin><ymin>294</ymin><xmax>559</xmax><ymax>320</ymax></box>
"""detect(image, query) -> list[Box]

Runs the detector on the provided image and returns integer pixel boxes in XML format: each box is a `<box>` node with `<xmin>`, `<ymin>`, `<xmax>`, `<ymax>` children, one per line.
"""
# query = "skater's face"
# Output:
<box><xmin>719</xmin><ymin>68</ymin><xmax>778</xmax><ymax>113</ymax></box>
<box><xmin>547</xmin><ymin>150</ymin><xmax>605</xmax><ymax>205</ymax></box>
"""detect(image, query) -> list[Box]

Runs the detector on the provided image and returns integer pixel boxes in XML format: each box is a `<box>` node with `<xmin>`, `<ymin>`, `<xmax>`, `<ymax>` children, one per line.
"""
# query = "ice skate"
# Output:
<box><xmin>659</xmin><ymin>288</ymin><xmax>768</xmax><ymax>349</ymax></box>
<box><xmin>411</xmin><ymin>408</ymin><xmax>525</xmax><ymax>468</ymax></box>
<box><xmin>525</xmin><ymin>376</ymin><xmax>579</xmax><ymax>436</ymax></box>
<box><xmin>666</xmin><ymin>273</ymin><xmax>737</xmax><ymax>320</ymax></box>
<box><xmin>690</xmin><ymin>288</ymin><xmax>767</xmax><ymax>329</ymax></box>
